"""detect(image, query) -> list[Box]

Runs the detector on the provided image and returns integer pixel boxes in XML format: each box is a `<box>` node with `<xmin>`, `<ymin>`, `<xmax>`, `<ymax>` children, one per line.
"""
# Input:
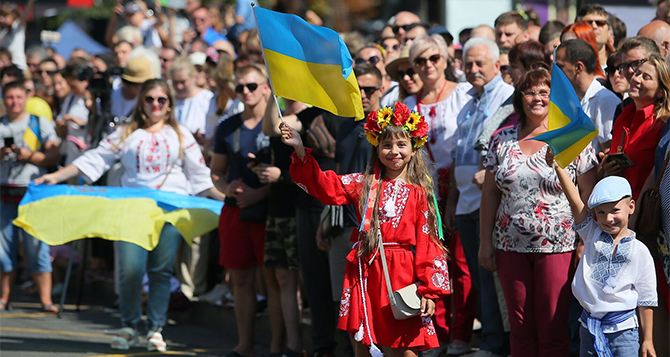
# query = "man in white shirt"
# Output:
<box><xmin>555</xmin><ymin>39</ymin><xmax>621</xmax><ymax>153</ymax></box>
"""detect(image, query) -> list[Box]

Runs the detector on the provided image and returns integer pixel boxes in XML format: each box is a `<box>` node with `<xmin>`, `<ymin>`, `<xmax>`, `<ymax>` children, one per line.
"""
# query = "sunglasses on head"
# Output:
<box><xmin>359</xmin><ymin>86</ymin><xmax>379</xmax><ymax>96</ymax></box>
<box><xmin>414</xmin><ymin>54</ymin><xmax>441</xmax><ymax>67</ymax></box>
<box><xmin>392</xmin><ymin>23</ymin><xmax>421</xmax><ymax>34</ymax></box>
<box><xmin>355</xmin><ymin>56</ymin><xmax>381</xmax><ymax>66</ymax></box>
<box><xmin>235</xmin><ymin>82</ymin><xmax>260</xmax><ymax>94</ymax></box>
<box><xmin>618</xmin><ymin>58</ymin><xmax>648</xmax><ymax>72</ymax></box>
<box><xmin>397</xmin><ymin>68</ymin><xmax>416</xmax><ymax>78</ymax></box>
<box><xmin>144</xmin><ymin>96</ymin><xmax>169</xmax><ymax>106</ymax></box>
<box><xmin>584</xmin><ymin>19</ymin><xmax>608</xmax><ymax>27</ymax></box>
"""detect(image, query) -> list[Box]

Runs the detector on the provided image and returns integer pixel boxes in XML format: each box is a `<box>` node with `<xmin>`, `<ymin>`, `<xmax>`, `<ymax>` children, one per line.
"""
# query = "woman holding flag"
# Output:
<box><xmin>36</xmin><ymin>78</ymin><xmax>221</xmax><ymax>352</ymax></box>
<box><xmin>479</xmin><ymin>68</ymin><xmax>597</xmax><ymax>357</ymax></box>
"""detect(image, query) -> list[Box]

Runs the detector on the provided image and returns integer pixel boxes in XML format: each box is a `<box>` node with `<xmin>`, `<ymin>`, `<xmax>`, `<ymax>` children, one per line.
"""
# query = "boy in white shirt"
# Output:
<box><xmin>554</xmin><ymin>162</ymin><xmax>657</xmax><ymax>357</ymax></box>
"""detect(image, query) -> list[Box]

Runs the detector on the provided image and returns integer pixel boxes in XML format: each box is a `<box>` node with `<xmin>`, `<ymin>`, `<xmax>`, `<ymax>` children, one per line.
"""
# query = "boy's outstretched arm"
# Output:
<box><xmin>639</xmin><ymin>306</ymin><xmax>656</xmax><ymax>357</ymax></box>
<box><xmin>550</xmin><ymin>152</ymin><xmax>589</xmax><ymax>224</ymax></box>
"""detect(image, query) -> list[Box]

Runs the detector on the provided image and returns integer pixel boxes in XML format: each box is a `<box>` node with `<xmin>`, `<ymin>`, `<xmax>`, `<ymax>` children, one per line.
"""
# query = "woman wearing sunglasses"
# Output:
<box><xmin>36</xmin><ymin>78</ymin><xmax>221</xmax><ymax>352</ymax></box>
<box><xmin>386</xmin><ymin>47</ymin><xmax>423</xmax><ymax>102</ymax></box>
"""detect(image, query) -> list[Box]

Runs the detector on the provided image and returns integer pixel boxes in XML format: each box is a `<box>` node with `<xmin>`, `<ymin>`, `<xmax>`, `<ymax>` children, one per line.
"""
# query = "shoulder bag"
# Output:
<box><xmin>635</xmin><ymin>153</ymin><xmax>670</xmax><ymax>257</ymax></box>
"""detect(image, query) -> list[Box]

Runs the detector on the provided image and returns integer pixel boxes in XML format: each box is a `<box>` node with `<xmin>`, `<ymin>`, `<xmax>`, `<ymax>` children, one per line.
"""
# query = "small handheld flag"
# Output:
<box><xmin>532</xmin><ymin>63</ymin><xmax>598</xmax><ymax>168</ymax></box>
<box><xmin>254</xmin><ymin>6</ymin><xmax>364</xmax><ymax>119</ymax></box>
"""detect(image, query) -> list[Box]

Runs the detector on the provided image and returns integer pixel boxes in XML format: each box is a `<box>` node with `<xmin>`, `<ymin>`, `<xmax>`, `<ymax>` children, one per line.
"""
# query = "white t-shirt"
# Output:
<box><xmin>175</xmin><ymin>89</ymin><xmax>214</xmax><ymax>135</ymax></box>
<box><xmin>580</xmin><ymin>79</ymin><xmax>620</xmax><ymax>152</ymax></box>
<box><xmin>205</xmin><ymin>95</ymin><xmax>244</xmax><ymax>140</ymax></box>
<box><xmin>73</xmin><ymin>125</ymin><xmax>213</xmax><ymax>195</ymax></box>
<box><xmin>0</xmin><ymin>20</ymin><xmax>26</xmax><ymax>70</ymax></box>
<box><xmin>58</xmin><ymin>93</ymin><xmax>90</xmax><ymax>141</ymax></box>
<box><xmin>572</xmin><ymin>216</ymin><xmax>657</xmax><ymax>333</ymax></box>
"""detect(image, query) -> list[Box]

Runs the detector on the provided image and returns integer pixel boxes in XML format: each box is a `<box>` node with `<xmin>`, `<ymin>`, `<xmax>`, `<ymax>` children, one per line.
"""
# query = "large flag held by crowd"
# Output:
<box><xmin>13</xmin><ymin>184</ymin><xmax>223</xmax><ymax>250</ymax></box>
<box><xmin>254</xmin><ymin>5</ymin><xmax>364</xmax><ymax>119</ymax></box>
<box><xmin>532</xmin><ymin>63</ymin><xmax>598</xmax><ymax>168</ymax></box>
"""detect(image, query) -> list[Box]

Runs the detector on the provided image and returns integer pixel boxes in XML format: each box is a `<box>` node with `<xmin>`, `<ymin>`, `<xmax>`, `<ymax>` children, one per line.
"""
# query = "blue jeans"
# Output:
<box><xmin>579</xmin><ymin>325</ymin><xmax>639</xmax><ymax>357</ymax></box>
<box><xmin>0</xmin><ymin>199</ymin><xmax>51</xmax><ymax>273</ymax></box>
<box><xmin>116</xmin><ymin>224</ymin><xmax>181</xmax><ymax>331</ymax></box>
<box><xmin>456</xmin><ymin>210</ymin><xmax>508</xmax><ymax>355</ymax></box>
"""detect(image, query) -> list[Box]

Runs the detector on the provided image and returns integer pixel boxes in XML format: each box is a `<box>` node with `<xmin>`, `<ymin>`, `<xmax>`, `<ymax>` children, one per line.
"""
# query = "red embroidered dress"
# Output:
<box><xmin>290</xmin><ymin>150</ymin><xmax>450</xmax><ymax>350</ymax></box>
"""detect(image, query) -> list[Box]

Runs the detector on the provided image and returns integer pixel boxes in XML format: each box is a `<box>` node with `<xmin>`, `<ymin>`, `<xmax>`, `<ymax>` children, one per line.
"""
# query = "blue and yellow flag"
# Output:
<box><xmin>13</xmin><ymin>184</ymin><xmax>223</xmax><ymax>250</ymax></box>
<box><xmin>532</xmin><ymin>63</ymin><xmax>598</xmax><ymax>168</ymax></box>
<box><xmin>254</xmin><ymin>6</ymin><xmax>364</xmax><ymax>119</ymax></box>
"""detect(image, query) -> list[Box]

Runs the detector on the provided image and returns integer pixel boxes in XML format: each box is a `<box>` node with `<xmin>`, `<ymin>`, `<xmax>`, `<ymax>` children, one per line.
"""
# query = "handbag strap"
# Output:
<box><xmin>376</xmin><ymin>223</ymin><xmax>397</xmax><ymax>306</ymax></box>
<box><xmin>655</xmin><ymin>152</ymin><xmax>670</xmax><ymax>191</ymax></box>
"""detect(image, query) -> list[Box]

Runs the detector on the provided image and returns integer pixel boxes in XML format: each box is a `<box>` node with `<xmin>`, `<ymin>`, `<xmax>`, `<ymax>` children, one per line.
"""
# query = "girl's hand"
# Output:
<box><xmin>279</xmin><ymin>122</ymin><xmax>305</xmax><ymax>158</ymax></box>
<box><xmin>420</xmin><ymin>297</ymin><xmax>435</xmax><ymax>317</ymax></box>
<box><xmin>641</xmin><ymin>340</ymin><xmax>656</xmax><ymax>357</ymax></box>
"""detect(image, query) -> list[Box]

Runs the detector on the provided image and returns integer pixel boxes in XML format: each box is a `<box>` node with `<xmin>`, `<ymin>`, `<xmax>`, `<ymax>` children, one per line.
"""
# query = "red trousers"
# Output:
<box><xmin>496</xmin><ymin>250</ymin><xmax>573</xmax><ymax>357</ymax></box>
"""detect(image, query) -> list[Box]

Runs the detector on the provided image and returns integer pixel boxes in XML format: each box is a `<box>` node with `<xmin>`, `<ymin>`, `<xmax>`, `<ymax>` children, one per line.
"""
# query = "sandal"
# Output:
<box><xmin>0</xmin><ymin>300</ymin><xmax>9</xmax><ymax>311</ymax></box>
<box><xmin>41</xmin><ymin>304</ymin><xmax>59</xmax><ymax>314</ymax></box>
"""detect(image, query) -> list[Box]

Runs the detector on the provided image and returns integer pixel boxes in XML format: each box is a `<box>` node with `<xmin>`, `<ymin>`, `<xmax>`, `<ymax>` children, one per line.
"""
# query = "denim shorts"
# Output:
<box><xmin>0</xmin><ymin>199</ymin><xmax>52</xmax><ymax>273</ymax></box>
<box><xmin>579</xmin><ymin>325</ymin><xmax>639</xmax><ymax>357</ymax></box>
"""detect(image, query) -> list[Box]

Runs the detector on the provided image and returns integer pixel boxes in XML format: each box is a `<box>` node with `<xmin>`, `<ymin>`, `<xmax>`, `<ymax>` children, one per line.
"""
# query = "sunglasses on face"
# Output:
<box><xmin>144</xmin><ymin>96</ymin><xmax>169</xmax><ymax>106</ymax></box>
<box><xmin>618</xmin><ymin>58</ymin><xmax>648</xmax><ymax>73</ymax></box>
<box><xmin>384</xmin><ymin>43</ymin><xmax>400</xmax><ymax>51</ymax></box>
<box><xmin>39</xmin><ymin>69</ymin><xmax>58</xmax><ymax>76</ymax></box>
<box><xmin>414</xmin><ymin>54</ymin><xmax>441</xmax><ymax>67</ymax></box>
<box><xmin>392</xmin><ymin>23</ymin><xmax>421</xmax><ymax>34</ymax></box>
<box><xmin>235</xmin><ymin>82</ymin><xmax>260</xmax><ymax>94</ymax></box>
<box><xmin>355</xmin><ymin>55</ymin><xmax>381</xmax><ymax>66</ymax></box>
<box><xmin>359</xmin><ymin>86</ymin><xmax>379</xmax><ymax>96</ymax></box>
<box><xmin>584</xmin><ymin>19</ymin><xmax>608</xmax><ymax>27</ymax></box>
<box><xmin>398</xmin><ymin>68</ymin><xmax>416</xmax><ymax>78</ymax></box>
<box><xmin>607</xmin><ymin>65</ymin><xmax>622</xmax><ymax>76</ymax></box>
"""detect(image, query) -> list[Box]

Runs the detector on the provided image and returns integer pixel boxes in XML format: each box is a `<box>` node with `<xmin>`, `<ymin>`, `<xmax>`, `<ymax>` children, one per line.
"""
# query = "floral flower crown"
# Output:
<box><xmin>363</xmin><ymin>102</ymin><xmax>429</xmax><ymax>148</ymax></box>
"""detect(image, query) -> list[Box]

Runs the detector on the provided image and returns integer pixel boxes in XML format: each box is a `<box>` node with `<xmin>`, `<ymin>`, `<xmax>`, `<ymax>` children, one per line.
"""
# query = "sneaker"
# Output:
<box><xmin>108</xmin><ymin>327</ymin><xmax>138</xmax><ymax>350</ymax></box>
<box><xmin>147</xmin><ymin>329</ymin><xmax>167</xmax><ymax>352</ymax></box>
<box><xmin>446</xmin><ymin>340</ymin><xmax>471</xmax><ymax>355</ymax></box>
<box><xmin>200</xmin><ymin>283</ymin><xmax>227</xmax><ymax>304</ymax></box>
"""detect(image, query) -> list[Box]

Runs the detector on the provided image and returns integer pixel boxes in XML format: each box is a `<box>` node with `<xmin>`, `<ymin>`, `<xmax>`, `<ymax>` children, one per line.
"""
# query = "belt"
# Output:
<box><xmin>581</xmin><ymin>309</ymin><xmax>636</xmax><ymax>357</ymax></box>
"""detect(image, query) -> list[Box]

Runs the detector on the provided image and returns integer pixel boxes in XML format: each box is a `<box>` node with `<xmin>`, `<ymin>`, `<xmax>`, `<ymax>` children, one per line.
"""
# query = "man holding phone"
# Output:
<box><xmin>0</xmin><ymin>81</ymin><xmax>60</xmax><ymax>312</ymax></box>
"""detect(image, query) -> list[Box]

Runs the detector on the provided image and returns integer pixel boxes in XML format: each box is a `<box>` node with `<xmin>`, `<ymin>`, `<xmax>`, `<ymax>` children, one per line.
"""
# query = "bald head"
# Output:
<box><xmin>638</xmin><ymin>20</ymin><xmax>670</xmax><ymax>58</ymax></box>
<box><xmin>471</xmin><ymin>25</ymin><xmax>496</xmax><ymax>42</ymax></box>
<box><xmin>391</xmin><ymin>11</ymin><xmax>421</xmax><ymax>44</ymax></box>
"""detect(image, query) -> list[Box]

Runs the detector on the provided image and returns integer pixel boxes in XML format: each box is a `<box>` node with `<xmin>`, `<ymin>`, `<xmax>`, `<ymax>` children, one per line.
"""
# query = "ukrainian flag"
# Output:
<box><xmin>255</xmin><ymin>6</ymin><xmax>364</xmax><ymax>119</ymax></box>
<box><xmin>532</xmin><ymin>63</ymin><xmax>598</xmax><ymax>168</ymax></box>
<box><xmin>13</xmin><ymin>184</ymin><xmax>223</xmax><ymax>250</ymax></box>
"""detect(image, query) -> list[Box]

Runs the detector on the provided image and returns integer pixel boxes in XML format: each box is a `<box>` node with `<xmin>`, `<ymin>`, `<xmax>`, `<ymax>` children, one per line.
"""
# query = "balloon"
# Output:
<box><xmin>26</xmin><ymin>96</ymin><xmax>53</xmax><ymax>121</ymax></box>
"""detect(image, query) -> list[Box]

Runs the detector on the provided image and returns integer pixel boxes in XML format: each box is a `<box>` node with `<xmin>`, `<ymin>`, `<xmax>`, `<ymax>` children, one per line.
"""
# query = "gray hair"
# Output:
<box><xmin>409</xmin><ymin>34</ymin><xmax>449</xmax><ymax>65</ymax></box>
<box><xmin>169</xmin><ymin>57</ymin><xmax>195</xmax><ymax>77</ymax></box>
<box><xmin>463</xmin><ymin>37</ymin><xmax>500</xmax><ymax>61</ymax></box>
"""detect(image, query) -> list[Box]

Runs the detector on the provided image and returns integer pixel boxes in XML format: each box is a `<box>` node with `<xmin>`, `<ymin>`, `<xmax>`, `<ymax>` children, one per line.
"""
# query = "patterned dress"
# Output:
<box><xmin>289</xmin><ymin>150</ymin><xmax>450</xmax><ymax>349</ymax></box>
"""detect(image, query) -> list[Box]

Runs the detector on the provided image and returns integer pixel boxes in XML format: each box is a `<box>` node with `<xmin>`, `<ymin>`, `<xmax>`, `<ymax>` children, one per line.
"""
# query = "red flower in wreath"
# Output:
<box><xmin>393</xmin><ymin>102</ymin><xmax>411</xmax><ymax>127</ymax></box>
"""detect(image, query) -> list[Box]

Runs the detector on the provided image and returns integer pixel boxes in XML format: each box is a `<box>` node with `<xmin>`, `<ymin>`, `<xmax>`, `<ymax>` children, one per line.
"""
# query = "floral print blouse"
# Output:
<box><xmin>484</xmin><ymin>125</ymin><xmax>597</xmax><ymax>253</ymax></box>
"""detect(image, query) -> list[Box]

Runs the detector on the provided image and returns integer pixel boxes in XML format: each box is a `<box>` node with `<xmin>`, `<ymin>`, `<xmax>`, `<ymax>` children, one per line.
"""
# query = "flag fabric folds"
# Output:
<box><xmin>532</xmin><ymin>63</ymin><xmax>598</xmax><ymax>168</ymax></box>
<box><xmin>254</xmin><ymin>6</ymin><xmax>364</xmax><ymax>119</ymax></box>
<box><xmin>13</xmin><ymin>184</ymin><xmax>223</xmax><ymax>250</ymax></box>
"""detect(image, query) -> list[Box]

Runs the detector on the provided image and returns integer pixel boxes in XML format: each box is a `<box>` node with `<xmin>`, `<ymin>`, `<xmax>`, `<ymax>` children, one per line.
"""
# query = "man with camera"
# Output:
<box><xmin>0</xmin><ymin>80</ymin><xmax>60</xmax><ymax>312</ymax></box>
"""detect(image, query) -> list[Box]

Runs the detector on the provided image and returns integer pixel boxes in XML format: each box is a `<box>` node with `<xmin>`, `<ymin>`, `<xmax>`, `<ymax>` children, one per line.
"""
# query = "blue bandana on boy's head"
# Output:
<box><xmin>587</xmin><ymin>176</ymin><xmax>632</xmax><ymax>209</ymax></box>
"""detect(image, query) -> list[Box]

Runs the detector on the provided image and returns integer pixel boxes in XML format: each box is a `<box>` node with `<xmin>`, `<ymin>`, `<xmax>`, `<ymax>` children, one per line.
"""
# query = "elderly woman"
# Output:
<box><xmin>403</xmin><ymin>34</ymin><xmax>473</xmax><ymax>355</ymax></box>
<box><xmin>479</xmin><ymin>68</ymin><xmax>597</xmax><ymax>357</ymax></box>
<box><xmin>604</xmin><ymin>54</ymin><xmax>670</xmax><ymax>199</ymax></box>
<box><xmin>37</xmin><ymin>79</ymin><xmax>220</xmax><ymax>352</ymax></box>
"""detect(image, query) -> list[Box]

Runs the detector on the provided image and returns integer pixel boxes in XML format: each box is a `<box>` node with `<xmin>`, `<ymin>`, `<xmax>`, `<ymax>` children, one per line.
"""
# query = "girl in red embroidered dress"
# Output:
<box><xmin>280</xmin><ymin>102</ymin><xmax>450</xmax><ymax>356</ymax></box>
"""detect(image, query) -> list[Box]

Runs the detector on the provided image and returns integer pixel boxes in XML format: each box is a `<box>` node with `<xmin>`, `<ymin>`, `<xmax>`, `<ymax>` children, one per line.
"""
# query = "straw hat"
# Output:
<box><xmin>386</xmin><ymin>46</ymin><xmax>411</xmax><ymax>82</ymax></box>
<box><xmin>122</xmin><ymin>56</ymin><xmax>154</xmax><ymax>84</ymax></box>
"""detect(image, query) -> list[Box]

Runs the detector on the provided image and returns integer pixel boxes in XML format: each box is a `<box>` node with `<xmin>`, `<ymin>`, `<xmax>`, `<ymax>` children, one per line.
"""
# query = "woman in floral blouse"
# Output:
<box><xmin>478</xmin><ymin>68</ymin><xmax>597</xmax><ymax>357</ymax></box>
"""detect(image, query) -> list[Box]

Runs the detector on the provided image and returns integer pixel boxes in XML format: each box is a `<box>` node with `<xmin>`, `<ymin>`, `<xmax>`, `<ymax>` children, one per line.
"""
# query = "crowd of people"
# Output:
<box><xmin>1</xmin><ymin>0</ymin><xmax>670</xmax><ymax>356</ymax></box>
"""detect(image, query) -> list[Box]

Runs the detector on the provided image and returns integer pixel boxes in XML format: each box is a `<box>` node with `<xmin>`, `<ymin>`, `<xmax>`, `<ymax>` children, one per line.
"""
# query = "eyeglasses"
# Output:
<box><xmin>397</xmin><ymin>68</ymin><xmax>416</xmax><ymax>78</ymax></box>
<box><xmin>414</xmin><ymin>54</ymin><xmax>441</xmax><ymax>67</ymax></box>
<box><xmin>392</xmin><ymin>23</ymin><xmax>421</xmax><ymax>34</ymax></box>
<box><xmin>38</xmin><ymin>69</ymin><xmax>58</xmax><ymax>76</ymax></box>
<box><xmin>607</xmin><ymin>65</ymin><xmax>622</xmax><ymax>76</ymax></box>
<box><xmin>355</xmin><ymin>56</ymin><xmax>381</xmax><ymax>66</ymax></box>
<box><xmin>235</xmin><ymin>82</ymin><xmax>260</xmax><ymax>94</ymax></box>
<box><xmin>618</xmin><ymin>58</ymin><xmax>648</xmax><ymax>72</ymax></box>
<box><xmin>359</xmin><ymin>86</ymin><xmax>379</xmax><ymax>96</ymax></box>
<box><xmin>521</xmin><ymin>90</ymin><xmax>550</xmax><ymax>99</ymax></box>
<box><xmin>144</xmin><ymin>96</ymin><xmax>169</xmax><ymax>106</ymax></box>
<box><xmin>584</xmin><ymin>19</ymin><xmax>608</xmax><ymax>27</ymax></box>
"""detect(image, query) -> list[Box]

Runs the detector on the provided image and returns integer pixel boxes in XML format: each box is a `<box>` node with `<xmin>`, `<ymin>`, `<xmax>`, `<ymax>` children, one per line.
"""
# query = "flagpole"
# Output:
<box><xmin>250</xmin><ymin>2</ymin><xmax>285</xmax><ymax>123</ymax></box>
